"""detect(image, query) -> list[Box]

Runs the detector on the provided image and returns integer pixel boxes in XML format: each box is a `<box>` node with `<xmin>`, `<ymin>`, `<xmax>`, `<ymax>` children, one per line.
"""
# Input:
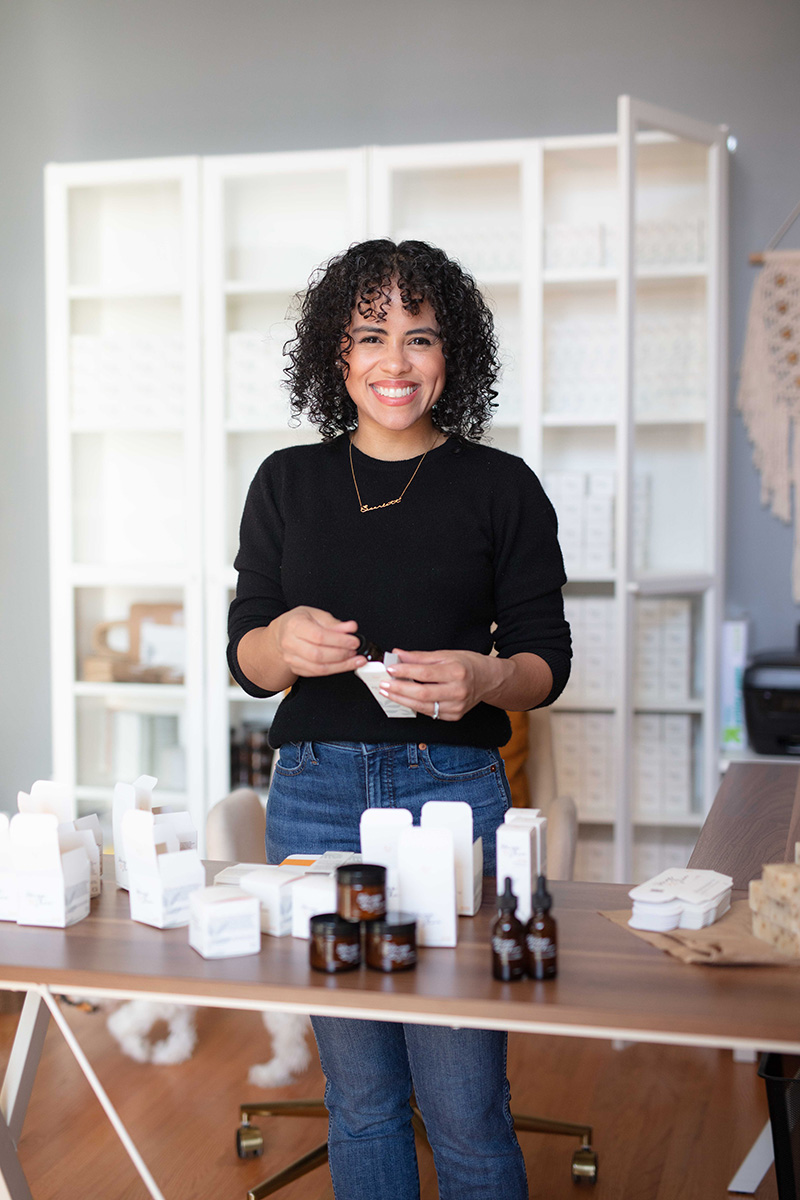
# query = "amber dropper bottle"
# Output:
<box><xmin>491</xmin><ymin>877</ymin><xmax>526</xmax><ymax>981</ymax></box>
<box><xmin>355</xmin><ymin>634</ymin><xmax>384</xmax><ymax>662</ymax></box>
<box><xmin>525</xmin><ymin>874</ymin><xmax>557</xmax><ymax>980</ymax></box>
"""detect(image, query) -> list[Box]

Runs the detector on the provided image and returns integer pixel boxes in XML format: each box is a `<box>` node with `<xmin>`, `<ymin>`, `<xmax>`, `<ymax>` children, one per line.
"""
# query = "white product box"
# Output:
<box><xmin>59</xmin><ymin>826</ymin><xmax>102</xmax><ymax>898</ymax></box>
<box><xmin>497</xmin><ymin>821</ymin><xmax>538</xmax><ymax>923</ymax></box>
<box><xmin>397</xmin><ymin>826</ymin><xmax>457</xmax><ymax>947</ymax></box>
<box><xmin>238</xmin><ymin>866</ymin><xmax>303</xmax><ymax>936</ymax></box>
<box><xmin>154</xmin><ymin>811</ymin><xmax>197</xmax><ymax>853</ymax></box>
<box><xmin>420</xmin><ymin>801</ymin><xmax>483</xmax><ymax>916</ymax></box>
<box><xmin>290</xmin><ymin>873</ymin><xmax>338</xmax><ymax>940</ymax></box>
<box><xmin>360</xmin><ymin>808</ymin><xmax>413</xmax><ymax>907</ymax></box>
<box><xmin>189</xmin><ymin>886</ymin><xmax>261</xmax><ymax>959</ymax></box>
<box><xmin>17</xmin><ymin>780</ymin><xmax>73</xmax><ymax>823</ymax></box>
<box><xmin>355</xmin><ymin>657</ymin><xmax>416</xmax><ymax>718</ymax></box>
<box><xmin>123</xmin><ymin>810</ymin><xmax>204</xmax><ymax>929</ymax></box>
<box><xmin>113</xmin><ymin>774</ymin><xmax>158</xmax><ymax>890</ymax></box>
<box><xmin>0</xmin><ymin>814</ymin><xmax>16</xmax><ymax>921</ymax></box>
<box><xmin>11</xmin><ymin>813</ymin><xmax>91</xmax><ymax>928</ymax></box>
<box><xmin>213</xmin><ymin>862</ymin><xmax>271</xmax><ymax>887</ymax></box>
<box><xmin>629</xmin><ymin>868</ymin><xmax>732</xmax><ymax>931</ymax></box>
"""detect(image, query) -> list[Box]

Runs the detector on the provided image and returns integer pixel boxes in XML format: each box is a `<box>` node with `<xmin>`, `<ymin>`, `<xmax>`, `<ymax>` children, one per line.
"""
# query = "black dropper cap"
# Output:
<box><xmin>532</xmin><ymin>874</ymin><xmax>552</xmax><ymax>913</ymax></box>
<box><xmin>498</xmin><ymin>877</ymin><xmax>518</xmax><ymax>913</ymax></box>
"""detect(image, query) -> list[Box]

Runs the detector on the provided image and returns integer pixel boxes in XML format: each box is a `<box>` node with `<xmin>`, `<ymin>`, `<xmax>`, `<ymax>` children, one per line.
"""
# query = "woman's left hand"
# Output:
<box><xmin>382</xmin><ymin>649</ymin><xmax>504</xmax><ymax>722</ymax></box>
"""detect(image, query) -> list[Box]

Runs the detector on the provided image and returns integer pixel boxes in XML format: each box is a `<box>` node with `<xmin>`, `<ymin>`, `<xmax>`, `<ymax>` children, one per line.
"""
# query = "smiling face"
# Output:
<box><xmin>341</xmin><ymin>283</ymin><xmax>446</xmax><ymax>454</ymax></box>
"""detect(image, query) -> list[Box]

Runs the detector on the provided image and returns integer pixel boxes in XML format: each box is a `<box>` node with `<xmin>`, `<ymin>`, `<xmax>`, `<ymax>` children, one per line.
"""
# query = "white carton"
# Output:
<box><xmin>496</xmin><ymin>813</ymin><xmax>547</xmax><ymax>924</ymax></box>
<box><xmin>17</xmin><ymin>780</ymin><xmax>73</xmax><ymax>823</ymax></box>
<box><xmin>420</xmin><ymin>801</ymin><xmax>483</xmax><ymax>916</ymax></box>
<box><xmin>290</xmin><ymin>874</ymin><xmax>338</xmax><ymax>939</ymax></box>
<box><xmin>113</xmin><ymin>773</ymin><xmax>158</xmax><ymax>890</ymax></box>
<box><xmin>0</xmin><ymin>814</ymin><xmax>17</xmax><ymax>921</ymax></box>
<box><xmin>11</xmin><ymin>813</ymin><xmax>91</xmax><ymax>928</ymax></box>
<box><xmin>189</xmin><ymin>886</ymin><xmax>261</xmax><ymax>958</ymax></box>
<box><xmin>123</xmin><ymin>809</ymin><xmax>205</xmax><ymax>928</ymax></box>
<box><xmin>213</xmin><ymin>862</ymin><xmax>270</xmax><ymax>887</ymax></box>
<box><xmin>59</xmin><ymin>825</ymin><xmax>102</xmax><ymax>898</ymax></box>
<box><xmin>397</xmin><ymin>826</ymin><xmax>457</xmax><ymax>947</ymax></box>
<box><xmin>503</xmin><ymin>810</ymin><xmax>547</xmax><ymax>874</ymax></box>
<box><xmin>279</xmin><ymin>851</ymin><xmax>361</xmax><ymax>873</ymax></box>
<box><xmin>355</xmin><ymin>656</ymin><xmax>416</xmax><ymax>718</ymax></box>
<box><xmin>360</xmin><ymin>808</ymin><xmax>413</xmax><ymax>906</ymax></box>
<box><xmin>238</xmin><ymin>866</ymin><xmax>304</xmax><ymax>936</ymax></box>
<box><xmin>155</xmin><ymin>810</ymin><xmax>197</xmax><ymax>852</ymax></box>
<box><xmin>628</xmin><ymin>868</ymin><xmax>733</xmax><ymax>932</ymax></box>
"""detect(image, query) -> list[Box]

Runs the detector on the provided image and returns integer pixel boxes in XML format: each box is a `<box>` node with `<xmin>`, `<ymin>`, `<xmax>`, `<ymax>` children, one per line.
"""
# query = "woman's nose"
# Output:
<box><xmin>380</xmin><ymin>338</ymin><xmax>411</xmax><ymax>374</ymax></box>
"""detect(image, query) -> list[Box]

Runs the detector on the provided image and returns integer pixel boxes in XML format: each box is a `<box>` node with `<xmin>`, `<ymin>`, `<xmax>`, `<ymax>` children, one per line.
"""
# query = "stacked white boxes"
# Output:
<box><xmin>634</xmin><ymin>598</ymin><xmax>693</xmax><ymax>706</ymax></box>
<box><xmin>633</xmin><ymin>714</ymin><xmax>694</xmax><ymax>819</ymax></box>
<box><xmin>544</xmin><ymin>471</ymin><xmax>615</xmax><ymax>577</ymax></box>
<box><xmin>70</xmin><ymin>335</ymin><xmax>184</xmax><ymax>426</ymax></box>
<box><xmin>632</xmin><ymin>832</ymin><xmax>696</xmax><ymax>884</ymax></box>
<box><xmin>574</xmin><ymin>831</ymin><xmax>615</xmax><ymax>883</ymax></box>
<box><xmin>551</xmin><ymin>712</ymin><xmax>614</xmax><ymax>820</ymax></box>
<box><xmin>226</xmin><ymin>330</ymin><xmax>289</xmax><ymax>426</ymax></box>
<box><xmin>562</xmin><ymin>596</ymin><xmax>616</xmax><ymax>705</ymax></box>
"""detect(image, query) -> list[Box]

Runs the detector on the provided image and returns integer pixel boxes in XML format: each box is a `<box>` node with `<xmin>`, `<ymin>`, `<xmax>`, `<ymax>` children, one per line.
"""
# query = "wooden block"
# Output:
<box><xmin>752</xmin><ymin>910</ymin><xmax>800</xmax><ymax>957</ymax></box>
<box><xmin>762</xmin><ymin>860</ymin><xmax>800</xmax><ymax>904</ymax></box>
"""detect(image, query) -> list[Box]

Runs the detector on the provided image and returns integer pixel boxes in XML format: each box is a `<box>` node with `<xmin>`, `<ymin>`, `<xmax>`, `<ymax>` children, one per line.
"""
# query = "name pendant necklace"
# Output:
<box><xmin>349</xmin><ymin>436</ymin><xmax>439</xmax><ymax>514</ymax></box>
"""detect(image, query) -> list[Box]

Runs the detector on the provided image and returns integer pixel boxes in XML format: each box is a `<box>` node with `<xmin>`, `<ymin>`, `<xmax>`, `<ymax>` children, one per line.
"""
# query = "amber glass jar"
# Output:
<box><xmin>336</xmin><ymin>863</ymin><xmax>387</xmax><ymax>922</ymax></box>
<box><xmin>365</xmin><ymin>912</ymin><xmax>418</xmax><ymax>972</ymax></box>
<box><xmin>309</xmin><ymin>913</ymin><xmax>361</xmax><ymax>973</ymax></box>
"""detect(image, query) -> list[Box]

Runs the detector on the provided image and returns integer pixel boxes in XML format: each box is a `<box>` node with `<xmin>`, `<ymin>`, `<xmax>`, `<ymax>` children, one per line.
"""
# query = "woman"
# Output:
<box><xmin>228</xmin><ymin>239</ymin><xmax>571</xmax><ymax>1200</ymax></box>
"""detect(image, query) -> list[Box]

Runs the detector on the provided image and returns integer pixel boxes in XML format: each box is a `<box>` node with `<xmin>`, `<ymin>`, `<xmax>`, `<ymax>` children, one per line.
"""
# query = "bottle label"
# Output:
<box><xmin>492</xmin><ymin>936</ymin><xmax>523</xmax><ymax>960</ymax></box>
<box><xmin>526</xmin><ymin>934</ymin><xmax>556</xmax><ymax>959</ymax></box>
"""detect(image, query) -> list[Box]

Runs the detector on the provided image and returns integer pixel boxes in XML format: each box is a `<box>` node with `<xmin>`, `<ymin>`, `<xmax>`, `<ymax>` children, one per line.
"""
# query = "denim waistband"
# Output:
<box><xmin>313</xmin><ymin>740</ymin><xmax>422</xmax><ymax>765</ymax></box>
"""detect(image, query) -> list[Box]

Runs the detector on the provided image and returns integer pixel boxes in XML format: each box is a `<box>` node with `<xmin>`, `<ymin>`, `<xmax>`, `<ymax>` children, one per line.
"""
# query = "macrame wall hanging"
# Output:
<box><xmin>737</xmin><ymin>199</ymin><xmax>800</xmax><ymax>602</ymax></box>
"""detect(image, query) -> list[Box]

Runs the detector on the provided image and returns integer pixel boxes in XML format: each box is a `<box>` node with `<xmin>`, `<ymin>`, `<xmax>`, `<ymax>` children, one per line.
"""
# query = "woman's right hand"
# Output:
<box><xmin>271</xmin><ymin>607</ymin><xmax>365</xmax><ymax>678</ymax></box>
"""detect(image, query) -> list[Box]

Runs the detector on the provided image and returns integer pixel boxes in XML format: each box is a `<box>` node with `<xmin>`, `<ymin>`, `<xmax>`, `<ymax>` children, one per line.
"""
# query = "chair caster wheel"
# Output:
<box><xmin>571</xmin><ymin>1144</ymin><xmax>598</xmax><ymax>1183</ymax></box>
<box><xmin>236</xmin><ymin>1123</ymin><xmax>264</xmax><ymax>1158</ymax></box>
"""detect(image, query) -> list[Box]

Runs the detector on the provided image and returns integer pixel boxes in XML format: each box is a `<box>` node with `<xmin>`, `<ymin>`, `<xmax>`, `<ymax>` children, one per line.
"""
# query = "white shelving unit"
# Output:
<box><xmin>46</xmin><ymin>97</ymin><xmax>728</xmax><ymax>877</ymax></box>
<box><xmin>46</xmin><ymin>158</ymin><xmax>205</xmax><ymax>841</ymax></box>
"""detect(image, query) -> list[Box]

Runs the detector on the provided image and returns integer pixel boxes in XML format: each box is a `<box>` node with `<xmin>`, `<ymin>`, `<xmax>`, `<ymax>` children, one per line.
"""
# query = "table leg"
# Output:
<box><xmin>0</xmin><ymin>990</ymin><xmax>49</xmax><ymax>1200</ymax></box>
<box><xmin>38</xmin><ymin>989</ymin><xmax>167</xmax><ymax>1200</ymax></box>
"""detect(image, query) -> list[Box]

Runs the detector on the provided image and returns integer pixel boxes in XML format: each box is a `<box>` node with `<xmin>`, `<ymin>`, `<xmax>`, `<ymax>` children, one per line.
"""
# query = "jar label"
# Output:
<box><xmin>355</xmin><ymin>890</ymin><xmax>385</xmax><ymax>915</ymax></box>
<box><xmin>383</xmin><ymin>943</ymin><xmax>415</xmax><ymax>965</ymax></box>
<box><xmin>335</xmin><ymin>942</ymin><xmax>361</xmax><ymax>964</ymax></box>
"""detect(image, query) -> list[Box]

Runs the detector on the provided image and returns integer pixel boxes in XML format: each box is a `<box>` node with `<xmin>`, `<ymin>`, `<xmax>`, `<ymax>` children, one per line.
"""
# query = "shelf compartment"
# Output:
<box><xmin>71</xmin><ymin>431</ymin><xmax>188</xmax><ymax>567</ymax></box>
<box><xmin>69</xmin><ymin>180</ymin><xmax>184</xmax><ymax>293</ymax></box>
<box><xmin>75</xmin><ymin>693</ymin><xmax>188</xmax><ymax>793</ymax></box>
<box><xmin>74</xmin><ymin>584</ymin><xmax>186</xmax><ymax>686</ymax></box>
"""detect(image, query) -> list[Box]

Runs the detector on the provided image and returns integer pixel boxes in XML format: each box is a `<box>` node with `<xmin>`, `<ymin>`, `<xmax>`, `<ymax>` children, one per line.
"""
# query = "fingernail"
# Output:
<box><xmin>379</xmin><ymin>686</ymin><xmax>389</xmax><ymax>697</ymax></box>
<box><xmin>386</xmin><ymin>666</ymin><xmax>397</xmax><ymax>675</ymax></box>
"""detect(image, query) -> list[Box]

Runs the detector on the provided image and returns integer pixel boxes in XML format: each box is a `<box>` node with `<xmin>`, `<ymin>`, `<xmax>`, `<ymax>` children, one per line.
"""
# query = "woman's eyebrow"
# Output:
<box><xmin>350</xmin><ymin>324</ymin><xmax>440</xmax><ymax>336</ymax></box>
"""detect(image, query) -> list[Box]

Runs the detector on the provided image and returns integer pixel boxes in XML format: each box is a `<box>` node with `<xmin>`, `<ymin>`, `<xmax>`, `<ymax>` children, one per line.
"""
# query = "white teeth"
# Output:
<box><xmin>373</xmin><ymin>385</ymin><xmax>416</xmax><ymax>398</ymax></box>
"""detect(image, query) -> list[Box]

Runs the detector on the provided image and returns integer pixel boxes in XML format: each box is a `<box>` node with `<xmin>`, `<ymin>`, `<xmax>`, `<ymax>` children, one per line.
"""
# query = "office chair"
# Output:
<box><xmin>211</xmin><ymin>716</ymin><xmax>597</xmax><ymax>1198</ymax></box>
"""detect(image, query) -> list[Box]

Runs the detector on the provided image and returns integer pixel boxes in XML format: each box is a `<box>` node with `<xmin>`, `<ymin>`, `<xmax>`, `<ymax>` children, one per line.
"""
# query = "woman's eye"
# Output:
<box><xmin>410</xmin><ymin>336</ymin><xmax>432</xmax><ymax>346</ymax></box>
<box><xmin>359</xmin><ymin>335</ymin><xmax>381</xmax><ymax>344</ymax></box>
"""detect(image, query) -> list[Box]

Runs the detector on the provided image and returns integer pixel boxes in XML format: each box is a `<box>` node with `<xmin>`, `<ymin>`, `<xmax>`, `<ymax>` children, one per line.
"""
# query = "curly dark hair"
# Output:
<box><xmin>284</xmin><ymin>239</ymin><xmax>501</xmax><ymax>441</ymax></box>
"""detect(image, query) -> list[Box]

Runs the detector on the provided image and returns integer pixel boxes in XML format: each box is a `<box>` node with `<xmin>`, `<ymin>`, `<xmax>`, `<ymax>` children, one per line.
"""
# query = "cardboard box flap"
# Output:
<box><xmin>18</xmin><ymin>780</ymin><xmax>73</xmax><ymax>824</ymax></box>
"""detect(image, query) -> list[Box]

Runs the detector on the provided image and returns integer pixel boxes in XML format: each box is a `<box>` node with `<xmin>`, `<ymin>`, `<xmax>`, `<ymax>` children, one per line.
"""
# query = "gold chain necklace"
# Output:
<box><xmin>349</xmin><ymin>437</ymin><xmax>438</xmax><ymax>514</ymax></box>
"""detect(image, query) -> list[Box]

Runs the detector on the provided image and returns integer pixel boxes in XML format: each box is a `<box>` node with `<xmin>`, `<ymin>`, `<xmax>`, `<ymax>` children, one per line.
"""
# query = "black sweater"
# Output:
<box><xmin>228</xmin><ymin>434</ymin><xmax>571</xmax><ymax>749</ymax></box>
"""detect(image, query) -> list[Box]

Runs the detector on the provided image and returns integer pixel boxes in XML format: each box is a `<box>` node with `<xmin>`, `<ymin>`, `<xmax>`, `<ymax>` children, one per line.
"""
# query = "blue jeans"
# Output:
<box><xmin>266</xmin><ymin>741</ymin><xmax>528</xmax><ymax>1200</ymax></box>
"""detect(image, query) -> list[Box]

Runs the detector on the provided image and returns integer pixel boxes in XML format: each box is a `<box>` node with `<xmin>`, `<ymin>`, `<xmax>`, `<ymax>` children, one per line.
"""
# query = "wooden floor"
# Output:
<box><xmin>1</xmin><ymin>999</ymin><xmax>779</xmax><ymax>1200</ymax></box>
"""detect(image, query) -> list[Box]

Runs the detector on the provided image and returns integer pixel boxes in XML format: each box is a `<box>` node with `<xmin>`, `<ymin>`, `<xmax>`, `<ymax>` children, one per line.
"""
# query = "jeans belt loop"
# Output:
<box><xmin>407</xmin><ymin>742</ymin><xmax>419</xmax><ymax>767</ymax></box>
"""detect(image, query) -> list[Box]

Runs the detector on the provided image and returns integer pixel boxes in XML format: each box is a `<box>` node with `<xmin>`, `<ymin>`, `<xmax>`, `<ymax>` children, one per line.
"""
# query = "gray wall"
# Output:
<box><xmin>2</xmin><ymin>0</ymin><xmax>799</xmax><ymax>795</ymax></box>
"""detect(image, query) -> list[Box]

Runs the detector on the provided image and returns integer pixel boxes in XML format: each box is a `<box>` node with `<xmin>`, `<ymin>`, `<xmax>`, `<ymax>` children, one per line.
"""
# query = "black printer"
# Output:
<box><xmin>743</xmin><ymin>632</ymin><xmax>800</xmax><ymax>755</ymax></box>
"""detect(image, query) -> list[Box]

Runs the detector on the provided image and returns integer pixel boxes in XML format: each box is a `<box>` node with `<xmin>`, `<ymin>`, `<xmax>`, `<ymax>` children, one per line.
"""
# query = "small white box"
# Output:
<box><xmin>397</xmin><ymin>826</ymin><xmax>457</xmax><ymax>947</ymax></box>
<box><xmin>17</xmin><ymin>780</ymin><xmax>74</xmax><ymax>823</ymax></box>
<box><xmin>496</xmin><ymin>818</ymin><xmax>545</xmax><ymax>923</ymax></box>
<box><xmin>59</xmin><ymin>825</ymin><xmax>102</xmax><ymax>898</ymax></box>
<box><xmin>238</xmin><ymin>866</ymin><xmax>303</xmax><ymax>936</ymax></box>
<box><xmin>189</xmin><ymin>886</ymin><xmax>261</xmax><ymax>958</ymax></box>
<box><xmin>290</xmin><ymin>873</ymin><xmax>338</xmax><ymax>940</ymax></box>
<box><xmin>360</xmin><ymin>808</ymin><xmax>413</xmax><ymax>907</ymax></box>
<box><xmin>213</xmin><ymin>862</ymin><xmax>269</xmax><ymax>887</ymax></box>
<box><xmin>123</xmin><ymin>810</ymin><xmax>205</xmax><ymax>929</ymax></box>
<box><xmin>113</xmin><ymin>774</ymin><xmax>158</xmax><ymax>890</ymax></box>
<box><xmin>0</xmin><ymin>814</ymin><xmax>17</xmax><ymax>921</ymax></box>
<box><xmin>154</xmin><ymin>811</ymin><xmax>197</xmax><ymax>853</ymax></box>
<box><xmin>11</xmin><ymin>813</ymin><xmax>91</xmax><ymax>928</ymax></box>
<box><xmin>355</xmin><ymin>658</ymin><xmax>416</xmax><ymax>718</ymax></box>
<box><xmin>420</xmin><ymin>801</ymin><xmax>483</xmax><ymax>916</ymax></box>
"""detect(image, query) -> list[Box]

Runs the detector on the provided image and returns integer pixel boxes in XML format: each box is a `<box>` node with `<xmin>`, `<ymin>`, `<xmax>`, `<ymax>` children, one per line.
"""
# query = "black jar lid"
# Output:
<box><xmin>310</xmin><ymin>912</ymin><xmax>360</xmax><ymax>936</ymax></box>
<box><xmin>367</xmin><ymin>912</ymin><xmax>417</xmax><ymax>936</ymax></box>
<box><xmin>336</xmin><ymin>863</ymin><xmax>387</xmax><ymax>886</ymax></box>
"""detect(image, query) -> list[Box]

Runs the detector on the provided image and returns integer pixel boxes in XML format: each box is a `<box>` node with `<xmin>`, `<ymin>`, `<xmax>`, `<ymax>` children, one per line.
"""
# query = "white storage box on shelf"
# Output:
<box><xmin>188</xmin><ymin>885</ymin><xmax>261</xmax><ymax>959</ymax></box>
<box><xmin>122</xmin><ymin>809</ymin><xmax>204</xmax><ymax>929</ymax></box>
<box><xmin>628</xmin><ymin>868</ymin><xmax>732</xmax><ymax>932</ymax></box>
<box><xmin>10</xmin><ymin>813</ymin><xmax>92</xmax><ymax>928</ymax></box>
